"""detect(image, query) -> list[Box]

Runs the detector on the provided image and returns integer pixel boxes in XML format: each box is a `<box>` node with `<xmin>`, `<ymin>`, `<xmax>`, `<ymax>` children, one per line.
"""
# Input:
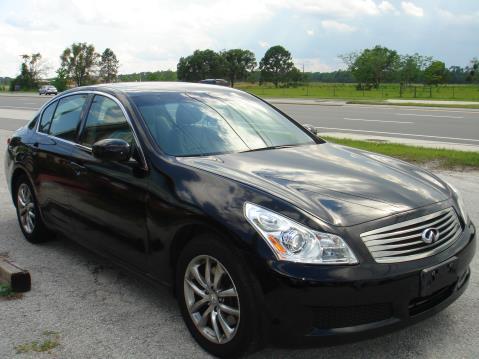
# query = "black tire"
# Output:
<box><xmin>14</xmin><ymin>175</ymin><xmax>52</xmax><ymax>243</ymax></box>
<box><xmin>176</xmin><ymin>234</ymin><xmax>263</xmax><ymax>358</ymax></box>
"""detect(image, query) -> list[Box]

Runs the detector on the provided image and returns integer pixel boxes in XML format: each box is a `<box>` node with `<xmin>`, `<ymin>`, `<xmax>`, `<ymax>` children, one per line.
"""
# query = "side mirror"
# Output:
<box><xmin>92</xmin><ymin>138</ymin><xmax>131</xmax><ymax>162</ymax></box>
<box><xmin>303</xmin><ymin>124</ymin><xmax>318</xmax><ymax>135</ymax></box>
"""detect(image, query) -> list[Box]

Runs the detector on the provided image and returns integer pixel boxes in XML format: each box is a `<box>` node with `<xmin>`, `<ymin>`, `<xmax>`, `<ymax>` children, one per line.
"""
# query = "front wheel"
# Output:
<box><xmin>176</xmin><ymin>234</ymin><xmax>263</xmax><ymax>357</ymax></box>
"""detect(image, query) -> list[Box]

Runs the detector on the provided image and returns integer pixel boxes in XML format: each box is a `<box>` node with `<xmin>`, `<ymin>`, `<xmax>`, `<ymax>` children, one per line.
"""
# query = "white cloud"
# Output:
<box><xmin>378</xmin><ymin>1</ymin><xmax>396</xmax><ymax>14</ymax></box>
<box><xmin>278</xmin><ymin>0</ymin><xmax>381</xmax><ymax>17</ymax></box>
<box><xmin>294</xmin><ymin>58</ymin><xmax>333</xmax><ymax>72</ymax></box>
<box><xmin>401</xmin><ymin>2</ymin><xmax>424</xmax><ymax>17</ymax></box>
<box><xmin>259</xmin><ymin>41</ymin><xmax>269</xmax><ymax>49</ymax></box>
<box><xmin>306</xmin><ymin>29</ymin><xmax>315</xmax><ymax>36</ymax></box>
<box><xmin>321</xmin><ymin>20</ymin><xmax>357</xmax><ymax>32</ymax></box>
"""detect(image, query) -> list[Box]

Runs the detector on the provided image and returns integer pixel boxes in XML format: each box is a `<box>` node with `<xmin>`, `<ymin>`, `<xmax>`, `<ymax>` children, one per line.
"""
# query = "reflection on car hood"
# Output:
<box><xmin>179</xmin><ymin>143</ymin><xmax>450</xmax><ymax>226</ymax></box>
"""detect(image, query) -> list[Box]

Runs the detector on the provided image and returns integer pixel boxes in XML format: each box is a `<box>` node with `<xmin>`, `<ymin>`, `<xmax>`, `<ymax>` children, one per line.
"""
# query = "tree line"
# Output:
<box><xmin>177</xmin><ymin>46</ymin><xmax>302</xmax><ymax>87</ymax></box>
<box><xmin>176</xmin><ymin>45</ymin><xmax>478</xmax><ymax>88</ymax></box>
<box><xmin>340</xmin><ymin>45</ymin><xmax>478</xmax><ymax>89</ymax></box>
<box><xmin>5</xmin><ymin>43</ymin><xmax>479</xmax><ymax>92</ymax></box>
<box><xmin>9</xmin><ymin>43</ymin><xmax>120</xmax><ymax>91</ymax></box>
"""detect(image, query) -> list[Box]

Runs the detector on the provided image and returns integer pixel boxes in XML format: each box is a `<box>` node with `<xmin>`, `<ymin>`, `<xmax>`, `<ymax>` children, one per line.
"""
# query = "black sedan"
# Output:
<box><xmin>4</xmin><ymin>82</ymin><xmax>476</xmax><ymax>357</ymax></box>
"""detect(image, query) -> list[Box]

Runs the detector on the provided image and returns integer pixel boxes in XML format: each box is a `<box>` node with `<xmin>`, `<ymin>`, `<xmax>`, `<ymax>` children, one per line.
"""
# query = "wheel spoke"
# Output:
<box><xmin>26</xmin><ymin>216</ymin><xmax>34</xmax><ymax>231</ymax></box>
<box><xmin>210</xmin><ymin>309</ymin><xmax>221</xmax><ymax>343</ymax></box>
<box><xmin>213</xmin><ymin>264</ymin><xmax>224</xmax><ymax>290</ymax></box>
<box><xmin>219</xmin><ymin>303</ymin><xmax>239</xmax><ymax>317</ymax></box>
<box><xmin>189</xmin><ymin>297</ymin><xmax>209</xmax><ymax>313</ymax></box>
<box><xmin>205</xmin><ymin>257</ymin><xmax>212</xmax><ymax>286</ymax></box>
<box><xmin>191</xmin><ymin>265</ymin><xmax>208</xmax><ymax>289</ymax></box>
<box><xmin>218</xmin><ymin>287</ymin><xmax>237</xmax><ymax>298</ymax></box>
<box><xmin>217</xmin><ymin>311</ymin><xmax>234</xmax><ymax>338</ymax></box>
<box><xmin>198</xmin><ymin>304</ymin><xmax>214</xmax><ymax>327</ymax></box>
<box><xmin>185</xmin><ymin>278</ymin><xmax>207</xmax><ymax>298</ymax></box>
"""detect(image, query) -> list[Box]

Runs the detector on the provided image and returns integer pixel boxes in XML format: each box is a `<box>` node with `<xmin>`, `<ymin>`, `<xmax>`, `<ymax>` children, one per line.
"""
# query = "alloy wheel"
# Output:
<box><xmin>183</xmin><ymin>255</ymin><xmax>240</xmax><ymax>344</ymax></box>
<box><xmin>17</xmin><ymin>183</ymin><xmax>36</xmax><ymax>234</ymax></box>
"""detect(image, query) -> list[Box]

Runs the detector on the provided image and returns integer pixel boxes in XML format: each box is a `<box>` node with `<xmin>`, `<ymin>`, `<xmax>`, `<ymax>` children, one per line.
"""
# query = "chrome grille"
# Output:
<box><xmin>361</xmin><ymin>207</ymin><xmax>462</xmax><ymax>263</ymax></box>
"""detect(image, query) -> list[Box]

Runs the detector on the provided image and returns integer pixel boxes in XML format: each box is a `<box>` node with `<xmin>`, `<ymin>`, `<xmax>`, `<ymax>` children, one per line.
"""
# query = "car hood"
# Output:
<box><xmin>178</xmin><ymin>143</ymin><xmax>450</xmax><ymax>227</ymax></box>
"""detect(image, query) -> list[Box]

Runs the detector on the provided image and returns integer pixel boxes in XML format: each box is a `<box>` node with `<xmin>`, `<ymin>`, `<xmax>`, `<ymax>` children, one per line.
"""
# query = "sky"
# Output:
<box><xmin>0</xmin><ymin>0</ymin><xmax>478</xmax><ymax>77</ymax></box>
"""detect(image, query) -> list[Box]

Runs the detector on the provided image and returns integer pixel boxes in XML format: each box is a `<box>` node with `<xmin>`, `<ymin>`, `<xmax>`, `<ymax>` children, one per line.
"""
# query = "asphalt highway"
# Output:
<box><xmin>1</xmin><ymin>94</ymin><xmax>478</xmax><ymax>147</ymax></box>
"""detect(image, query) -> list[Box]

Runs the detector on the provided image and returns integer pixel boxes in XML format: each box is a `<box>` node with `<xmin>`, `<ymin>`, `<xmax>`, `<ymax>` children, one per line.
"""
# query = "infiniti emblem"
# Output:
<box><xmin>422</xmin><ymin>228</ymin><xmax>440</xmax><ymax>244</ymax></box>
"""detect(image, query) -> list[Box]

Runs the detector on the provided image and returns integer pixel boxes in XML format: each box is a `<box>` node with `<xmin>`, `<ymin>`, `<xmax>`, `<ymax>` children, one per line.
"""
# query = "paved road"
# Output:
<box><xmin>1</xmin><ymin>94</ymin><xmax>479</xmax><ymax>148</ymax></box>
<box><xmin>1</xmin><ymin>126</ymin><xmax>478</xmax><ymax>358</ymax></box>
<box><xmin>273</xmin><ymin>103</ymin><xmax>479</xmax><ymax>147</ymax></box>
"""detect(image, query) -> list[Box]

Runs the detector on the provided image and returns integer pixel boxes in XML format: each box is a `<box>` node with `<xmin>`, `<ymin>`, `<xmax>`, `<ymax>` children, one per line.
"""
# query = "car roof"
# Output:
<box><xmin>61</xmin><ymin>82</ymin><xmax>242</xmax><ymax>96</ymax></box>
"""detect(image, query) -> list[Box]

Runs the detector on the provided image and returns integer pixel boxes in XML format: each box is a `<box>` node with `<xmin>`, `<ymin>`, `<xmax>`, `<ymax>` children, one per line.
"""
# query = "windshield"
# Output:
<box><xmin>130</xmin><ymin>90</ymin><xmax>316</xmax><ymax>157</ymax></box>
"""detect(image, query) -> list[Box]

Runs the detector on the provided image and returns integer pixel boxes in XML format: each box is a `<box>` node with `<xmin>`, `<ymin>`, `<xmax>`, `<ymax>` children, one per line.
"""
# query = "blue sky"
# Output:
<box><xmin>0</xmin><ymin>0</ymin><xmax>478</xmax><ymax>77</ymax></box>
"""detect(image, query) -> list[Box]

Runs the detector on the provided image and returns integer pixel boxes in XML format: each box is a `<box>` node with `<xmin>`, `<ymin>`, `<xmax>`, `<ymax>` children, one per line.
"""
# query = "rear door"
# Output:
<box><xmin>68</xmin><ymin>94</ymin><xmax>149</xmax><ymax>271</ymax></box>
<box><xmin>32</xmin><ymin>94</ymin><xmax>89</xmax><ymax>234</ymax></box>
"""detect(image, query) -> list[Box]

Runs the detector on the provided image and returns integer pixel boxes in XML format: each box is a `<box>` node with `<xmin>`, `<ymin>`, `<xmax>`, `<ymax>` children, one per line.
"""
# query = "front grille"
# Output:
<box><xmin>312</xmin><ymin>303</ymin><xmax>393</xmax><ymax>329</ymax></box>
<box><xmin>361</xmin><ymin>207</ymin><xmax>462</xmax><ymax>263</ymax></box>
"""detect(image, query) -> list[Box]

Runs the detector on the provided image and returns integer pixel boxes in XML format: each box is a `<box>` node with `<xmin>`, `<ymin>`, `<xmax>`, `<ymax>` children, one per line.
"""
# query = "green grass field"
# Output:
<box><xmin>323</xmin><ymin>136</ymin><xmax>479</xmax><ymax>169</ymax></box>
<box><xmin>236</xmin><ymin>82</ymin><xmax>479</xmax><ymax>101</ymax></box>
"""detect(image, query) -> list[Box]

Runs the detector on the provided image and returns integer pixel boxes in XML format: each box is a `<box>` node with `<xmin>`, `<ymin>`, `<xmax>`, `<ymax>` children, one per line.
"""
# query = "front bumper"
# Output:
<box><xmin>261</xmin><ymin>221</ymin><xmax>476</xmax><ymax>346</ymax></box>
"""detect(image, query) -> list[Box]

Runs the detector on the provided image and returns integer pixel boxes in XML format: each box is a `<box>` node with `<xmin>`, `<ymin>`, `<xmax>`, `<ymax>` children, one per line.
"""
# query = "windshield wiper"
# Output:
<box><xmin>241</xmin><ymin>144</ymin><xmax>297</xmax><ymax>153</ymax></box>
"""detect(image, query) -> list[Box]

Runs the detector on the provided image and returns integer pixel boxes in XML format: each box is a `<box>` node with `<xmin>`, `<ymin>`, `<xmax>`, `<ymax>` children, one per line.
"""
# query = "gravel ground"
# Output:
<box><xmin>0</xmin><ymin>128</ymin><xmax>478</xmax><ymax>359</ymax></box>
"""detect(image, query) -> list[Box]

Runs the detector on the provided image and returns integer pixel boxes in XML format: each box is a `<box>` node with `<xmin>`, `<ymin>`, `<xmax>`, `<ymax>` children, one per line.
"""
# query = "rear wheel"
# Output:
<box><xmin>176</xmin><ymin>234</ymin><xmax>262</xmax><ymax>357</ymax></box>
<box><xmin>14</xmin><ymin>175</ymin><xmax>52</xmax><ymax>243</ymax></box>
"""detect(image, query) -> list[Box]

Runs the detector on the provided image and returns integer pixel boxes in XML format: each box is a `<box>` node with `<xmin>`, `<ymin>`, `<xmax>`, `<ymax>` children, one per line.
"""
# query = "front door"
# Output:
<box><xmin>33</xmin><ymin>94</ymin><xmax>89</xmax><ymax>234</ymax></box>
<box><xmin>68</xmin><ymin>94</ymin><xmax>149</xmax><ymax>271</ymax></box>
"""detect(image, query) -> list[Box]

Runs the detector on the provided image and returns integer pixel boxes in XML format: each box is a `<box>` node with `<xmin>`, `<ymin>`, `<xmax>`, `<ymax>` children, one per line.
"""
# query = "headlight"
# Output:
<box><xmin>447</xmin><ymin>182</ymin><xmax>470</xmax><ymax>224</ymax></box>
<box><xmin>244</xmin><ymin>202</ymin><xmax>358</xmax><ymax>264</ymax></box>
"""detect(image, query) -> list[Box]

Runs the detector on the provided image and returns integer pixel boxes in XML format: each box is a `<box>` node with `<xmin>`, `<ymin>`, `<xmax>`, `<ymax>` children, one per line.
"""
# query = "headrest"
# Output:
<box><xmin>175</xmin><ymin>103</ymin><xmax>203</xmax><ymax>126</ymax></box>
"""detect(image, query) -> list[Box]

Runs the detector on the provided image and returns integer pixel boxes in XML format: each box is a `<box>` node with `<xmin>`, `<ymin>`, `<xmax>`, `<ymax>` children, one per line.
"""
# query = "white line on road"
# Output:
<box><xmin>395</xmin><ymin>113</ymin><xmax>463</xmax><ymax>119</ymax></box>
<box><xmin>0</xmin><ymin>106</ymin><xmax>40</xmax><ymax>110</ymax></box>
<box><xmin>350</xmin><ymin>104</ymin><xmax>479</xmax><ymax>114</ymax></box>
<box><xmin>344</xmin><ymin>117</ymin><xmax>413</xmax><ymax>124</ymax></box>
<box><xmin>314</xmin><ymin>126</ymin><xmax>479</xmax><ymax>143</ymax></box>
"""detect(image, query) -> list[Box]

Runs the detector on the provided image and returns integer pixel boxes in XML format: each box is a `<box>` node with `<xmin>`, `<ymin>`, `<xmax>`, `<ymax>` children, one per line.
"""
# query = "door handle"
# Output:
<box><xmin>69</xmin><ymin>161</ymin><xmax>86</xmax><ymax>176</ymax></box>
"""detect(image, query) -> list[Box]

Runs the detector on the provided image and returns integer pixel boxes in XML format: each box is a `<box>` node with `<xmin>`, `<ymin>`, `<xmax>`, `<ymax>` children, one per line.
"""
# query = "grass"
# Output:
<box><xmin>15</xmin><ymin>331</ymin><xmax>60</xmax><ymax>354</ymax></box>
<box><xmin>0</xmin><ymin>283</ymin><xmax>13</xmax><ymax>297</ymax></box>
<box><xmin>0</xmin><ymin>283</ymin><xmax>23</xmax><ymax>300</ymax></box>
<box><xmin>346</xmin><ymin>100</ymin><xmax>479</xmax><ymax>109</ymax></box>
<box><xmin>323</xmin><ymin>136</ymin><xmax>479</xmax><ymax>170</ymax></box>
<box><xmin>235</xmin><ymin>82</ymin><xmax>479</xmax><ymax>102</ymax></box>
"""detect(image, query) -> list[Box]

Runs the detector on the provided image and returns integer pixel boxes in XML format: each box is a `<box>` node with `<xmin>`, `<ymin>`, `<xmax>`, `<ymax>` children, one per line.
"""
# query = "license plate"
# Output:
<box><xmin>420</xmin><ymin>257</ymin><xmax>458</xmax><ymax>297</ymax></box>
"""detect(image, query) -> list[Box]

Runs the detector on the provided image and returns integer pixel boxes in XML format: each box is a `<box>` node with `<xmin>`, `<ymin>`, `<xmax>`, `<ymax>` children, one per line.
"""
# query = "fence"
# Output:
<box><xmin>237</xmin><ymin>83</ymin><xmax>479</xmax><ymax>101</ymax></box>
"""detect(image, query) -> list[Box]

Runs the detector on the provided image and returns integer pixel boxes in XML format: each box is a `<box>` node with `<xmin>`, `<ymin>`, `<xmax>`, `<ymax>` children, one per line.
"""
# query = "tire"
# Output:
<box><xmin>14</xmin><ymin>175</ymin><xmax>52</xmax><ymax>243</ymax></box>
<box><xmin>176</xmin><ymin>234</ymin><xmax>263</xmax><ymax>358</ymax></box>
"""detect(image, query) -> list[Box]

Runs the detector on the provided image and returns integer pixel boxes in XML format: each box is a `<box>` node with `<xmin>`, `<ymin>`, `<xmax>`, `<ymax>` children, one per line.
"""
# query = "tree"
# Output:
<box><xmin>99</xmin><ymin>48</ymin><xmax>120</xmax><ymax>83</ymax></box>
<box><xmin>259</xmin><ymin>45</ymin><xmax>295</xmax><ymax>87</ymax></box>
<box><xmin>177</xmin><ymin>49</ymin><xmax>226</xmax><ymax>82</ymax></box>
<box><xmin>466</xmin><ymin>58</ymin><xmax>479</xmax><ymax>84</ymax></box>
<box><xmin>398</xmin><ymin>53</ymin><xmax>431</xmax><ymax>86</ymax></box>
<box><xmin>340</xmin><ymin>45</ymin><xmax>400</xmax><ymax>89</ymax></box>
<box><xmin>424</xmin><ymin>61</ymin><xmax>448</xmax><ymax>85</ymax></box>
<box><xmin>10</xmin><ymin>53</ymin><xmax>48</xmax><ymax>90</ymax></box>
<box><xmin>60</xmin><ymin>42</ymin><xmax>99</xmax><ymax>86</ymax></box>
<box><xmin>285</xmin><ymin>67</ymin><xmax>304</xmax><ymax>86</ymax></box>
<box><xmin>448</xmin><ymin>66</ymin><xmax>467</xmax><ymax>84</ymax></box>
<box><xmin>221</xmin><ymin>49</ymin><xmax>256</xmax><ymax>87</ymax></box>
<box><xmin>52</xmin><ymin>67</ymin><xmax>69</xmax><ymax>92</ymax></box>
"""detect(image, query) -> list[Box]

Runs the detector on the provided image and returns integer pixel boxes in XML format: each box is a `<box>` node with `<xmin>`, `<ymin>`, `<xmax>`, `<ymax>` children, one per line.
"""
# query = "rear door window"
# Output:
<box><xmin>49</xmin><ymin>94</ymin><xmax>88</xmax><ymax>141</ymax></box>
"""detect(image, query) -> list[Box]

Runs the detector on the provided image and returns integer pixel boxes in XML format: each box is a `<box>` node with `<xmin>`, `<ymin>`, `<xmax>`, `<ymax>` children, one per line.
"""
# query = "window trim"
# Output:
<box><xmin>35</xmin><ymin>91</ymin><xmax>148</xmax><ymax>171</ymax></box>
